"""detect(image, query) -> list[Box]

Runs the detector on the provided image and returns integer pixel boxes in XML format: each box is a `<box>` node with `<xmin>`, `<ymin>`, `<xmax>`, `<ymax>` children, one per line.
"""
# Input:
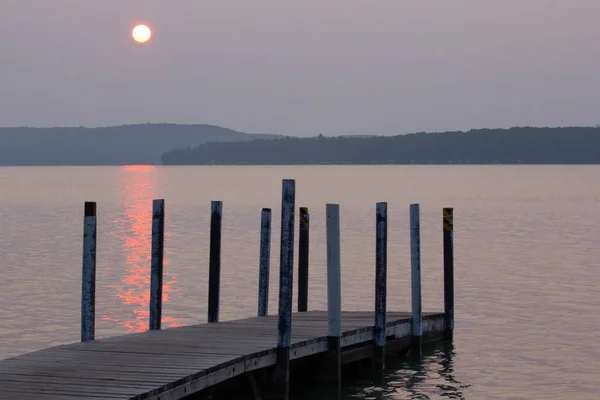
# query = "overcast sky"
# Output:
<box><xmin>1</xmin><ymin>1</ymin><xmax>599</xmax><ymax>135</ymax></box>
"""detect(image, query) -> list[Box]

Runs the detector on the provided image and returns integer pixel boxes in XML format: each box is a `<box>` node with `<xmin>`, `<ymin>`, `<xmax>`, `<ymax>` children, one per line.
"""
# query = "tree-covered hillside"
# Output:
<box><xmin>0</xmin><ymin>123</ymin><xmax>277</xmax><ymax>165</ymax></box>
<box><xmin>162</xmin><ymin>127</ymin><xmax>600</xmax><ymax>165</ymax></box>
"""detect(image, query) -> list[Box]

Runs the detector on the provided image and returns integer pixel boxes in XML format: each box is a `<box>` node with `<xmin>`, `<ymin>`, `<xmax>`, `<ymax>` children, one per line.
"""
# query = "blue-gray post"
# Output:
<box><xmin>258</xmin><ymin>208</ymin><xmax>272</xmax><ymax>317</ymax></box>
<box><xmin>326</xmin><ymin>204</ymin><xmax>342</xmax><ymax>398</ymax></box>
<box><xmin>326</xmin><ymin>204</ymin><xmax>342</xmax><ymax>339</ymax></box>
<box><xmin>149</xmin><ymin>199</ymin><xmax>165</xmax><ymax>331</ymax></box>
<box><xmin>374</xmin><ymin>202</ymin><xmax>387</xmax><ymax>370</ymax></box>
<box><xmin>208</xmin><ymin>201</ymin><xmax>223</xmax><ymax>323</ymax></box>
<box><xmin>443</xmin><ymin>208</ymin><xmax>455</xmax><ymax>335</ymax></box>
<box><xmin>410</xmin><ymin>203</ymin><xmax>422</xmax><ymax>348</ymax></box>
<box><xmin>81</xmin><ymin>202</ymin><xmax>97</xmax><ymax>342</ymax></box>
<box><xmin>276</xmin><ymin>179</ymin><xmax>296</xmax><ymax>400</ymax></box>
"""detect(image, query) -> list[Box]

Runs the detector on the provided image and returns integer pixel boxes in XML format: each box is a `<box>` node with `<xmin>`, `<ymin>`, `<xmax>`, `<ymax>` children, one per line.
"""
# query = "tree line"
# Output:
<box><xmin>161</xmin><ymin>127</ymin><xmax>600</xmax><ymax>165</ymax></box>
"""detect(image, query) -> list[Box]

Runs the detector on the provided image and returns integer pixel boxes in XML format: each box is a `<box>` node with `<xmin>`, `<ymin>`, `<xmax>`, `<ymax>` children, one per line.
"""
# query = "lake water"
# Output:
<box><xmin>1</xmin><ymin>165</ymin><xmax>599</xmax><ymax>399</ymax></box>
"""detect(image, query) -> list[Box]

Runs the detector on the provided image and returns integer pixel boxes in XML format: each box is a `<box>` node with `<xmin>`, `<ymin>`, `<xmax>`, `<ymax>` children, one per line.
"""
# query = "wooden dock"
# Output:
<box><xmin>0</xmin><ymin>311</ymin><xmax>446</xmax><ymax>399</ymax></box>
<box><xmin>0</xmin><ymin>179</ymin><xmax>456</xmax><ymax>399</ymax></box>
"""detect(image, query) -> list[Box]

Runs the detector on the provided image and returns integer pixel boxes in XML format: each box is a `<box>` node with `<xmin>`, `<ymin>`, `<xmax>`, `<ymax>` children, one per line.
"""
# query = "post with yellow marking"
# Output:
<box><xmin>443</xmin><ymin>207</ymin><xmax>454</xmax><ymax>335</ymax></box>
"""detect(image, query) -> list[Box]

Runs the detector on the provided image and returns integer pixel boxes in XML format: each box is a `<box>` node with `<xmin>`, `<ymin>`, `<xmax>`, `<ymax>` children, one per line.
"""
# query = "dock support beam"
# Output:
<box><xmin>81</xmin><ymin>202</ymin><xmax>97</xmax><ymax>342</ymax></box>
<box><xmin>443</xmin><ymin>207</ymin><xmax>455</xmax><ymax>335</ymax></box>
<box><xmin>258</xmin><ymin>208</ymin><xmax>272</xmax><ymax>317</ymax></box>
<box><xmin>410</xmin><ymin>203</ymin><xmax>422</xmax><ymax>353</ymax></box>
<box><xmin>326</xmin><ymin>204</ymin><xmax>342</xmax><ymax>399</ymax></box>
<box><xmin>373</xmin><ymin>202</ymin><xmax>387</xmax><ymax>371</ymax></box>
<box><xmin>276</xmin><ymin>179</ymin><xmax>296</xmax><ymax>400</ymax></box>
<box><xmin>298</xmin><ymin>207</ymin><xmax>309</xmax><ymax>312</ymax></box>
<box><xmin>208</xmin><ymin>201</ymin><xmax>223</xmax><ymax>323</ymax></box>
<box><xmin>149</xmin><ymin>199</ymin><xmax>165</xmax><ymax>331</ymax></box>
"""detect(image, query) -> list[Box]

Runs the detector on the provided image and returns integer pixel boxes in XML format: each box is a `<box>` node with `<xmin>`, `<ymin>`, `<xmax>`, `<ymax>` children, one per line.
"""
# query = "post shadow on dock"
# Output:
<box><xmin>78</xmin><ymin>179</ymin><xmax>455</xmax><ymax>400</ymax></box>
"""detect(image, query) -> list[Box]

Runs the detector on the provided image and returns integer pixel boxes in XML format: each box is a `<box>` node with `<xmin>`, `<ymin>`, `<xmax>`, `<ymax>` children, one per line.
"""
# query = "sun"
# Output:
<box><xmin>132</xmin><ymin>24</ymin><xmax>152</xmax><ymax>43</ymax></box>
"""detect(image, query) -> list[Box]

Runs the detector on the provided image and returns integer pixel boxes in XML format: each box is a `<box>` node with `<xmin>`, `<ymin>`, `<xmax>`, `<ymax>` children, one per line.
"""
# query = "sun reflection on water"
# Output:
<box><xmin>103</xmin><ymin>165</ymin><xmax>182</xmax><ymax>332</ymax></box>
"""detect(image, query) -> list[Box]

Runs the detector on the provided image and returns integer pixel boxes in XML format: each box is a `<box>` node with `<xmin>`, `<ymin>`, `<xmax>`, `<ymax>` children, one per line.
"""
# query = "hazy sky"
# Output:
<box><xmin>1</xmin><ymin>1</ymin><xmax>599</xmax><ymax>135</ymax></box>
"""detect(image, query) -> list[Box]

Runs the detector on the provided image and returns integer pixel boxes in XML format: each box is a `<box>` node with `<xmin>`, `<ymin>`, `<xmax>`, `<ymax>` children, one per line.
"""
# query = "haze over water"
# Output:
<box><xmin>3</xmin><ymin>1</ymin><xmax>600</xmax><ymax>135</ymax></box>
<box><xmin>0</xmin><ymin>165</ymin><xmax>599</xmax><ymax>399</ymax></box>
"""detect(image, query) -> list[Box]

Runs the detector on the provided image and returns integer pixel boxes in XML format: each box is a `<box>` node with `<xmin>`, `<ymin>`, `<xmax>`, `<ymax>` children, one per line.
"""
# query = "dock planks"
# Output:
<box><xmin>0</xmin><ymin>311</ymin><xmax>445</xmax><ymax>399</ymax></box>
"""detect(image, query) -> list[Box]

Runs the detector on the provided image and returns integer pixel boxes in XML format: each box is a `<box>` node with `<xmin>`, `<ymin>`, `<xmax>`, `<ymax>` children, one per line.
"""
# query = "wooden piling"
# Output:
<box><xmin>81</xmin><ymin>202</ymin><xmax>97</xmax><ymax>342</ymax></box>
<box><xmin>208</xmin><ymin>201</ymin><xmax>223</xmax><ymax>323</ymax></box>
<box><xmin>298</xmin><ymin>207</ymin><xmax>310</xmax><ymax>312</ymax></box>
<box><xmin>443</xmin><ymin>207</ymin><xmax>455</xmax><ymax>335</ymax></box>
<box><xmin>276</xmin><ymin>179</ymin><xmax>296</xmax><ymax>400</ymax></box>
<box><xmin>326</xmin><ymin>204</ymin><xmax>342</xmax><ymax>398</ymax></box>
<box><xmin>374</xmin><ymin>202</ymin><xmax>387</xmax><ymax>370</ymax></box>
<box><xmin>258</xmin><ymin>208</ymin><xmax>272</xmax><ymax>317</ymax></box>
<box><xmin>410</xmin><ymin>203</ymin><xmax>422</xmax><ymax>350</ymax></box>
<box><xmin>149</xmin><ymin>199</ymin><xmax>165</xmax><ymax>331</ymax></box>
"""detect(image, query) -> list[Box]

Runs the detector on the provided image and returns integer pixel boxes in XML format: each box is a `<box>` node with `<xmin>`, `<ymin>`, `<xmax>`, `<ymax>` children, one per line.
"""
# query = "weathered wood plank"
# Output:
<box><xmin>0</xmin><ymin>380</ymin><xmax>144</xmax><ymax>396</ymax></box>
<box><xmin>0</xmin><ymin>374</ymin><xmax>157</xmax><ymax>389</ymax></box>
<box><xmin>0</xmin><ymin>390</ymin><xmax>121</xmax><ymax>400</ymax></box>
<box><xmin>0</xmin><ymin>369</ymin><xmax>187</xmax><ymax>383</ymax></box>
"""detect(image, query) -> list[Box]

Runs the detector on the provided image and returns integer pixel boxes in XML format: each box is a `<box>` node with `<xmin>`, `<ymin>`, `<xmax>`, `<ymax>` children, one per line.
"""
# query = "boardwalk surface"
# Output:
<box><xmin>0</xmin><ymin>311</ymin><xmax>445</xmax><ymax>400</ymax></box>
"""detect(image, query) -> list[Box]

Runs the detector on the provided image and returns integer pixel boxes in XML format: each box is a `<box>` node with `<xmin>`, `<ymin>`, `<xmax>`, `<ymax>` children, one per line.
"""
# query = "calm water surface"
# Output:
<box><xmin>0</xmin><ymin>165</ymin><xmax>599</xmax><ymax>399</ymax></box>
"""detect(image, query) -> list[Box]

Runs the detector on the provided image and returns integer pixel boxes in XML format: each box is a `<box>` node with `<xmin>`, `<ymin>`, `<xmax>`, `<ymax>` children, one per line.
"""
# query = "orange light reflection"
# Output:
<box><xmin>103</xmin><ymin>166</ymin><xmax>182</xmax><ymax>332</ymax></box>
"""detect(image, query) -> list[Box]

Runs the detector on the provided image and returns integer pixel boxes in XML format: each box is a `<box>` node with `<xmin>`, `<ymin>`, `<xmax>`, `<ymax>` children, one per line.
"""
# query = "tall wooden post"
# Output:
<box><xmin>276</xmin><ymin>179</ymin><xmax>296</xmax><ymax>400</ymax></box>
<box><xmin>81</xmin><ymin>202</ymin><xmax>97</xmax><ymax>342</ymax></box>
<box><xmin>298</xmin><ymin>207</ymin><xmax>310</xmax><ymax>312</ymax></box>
<box><xmin>374</xmin><ymin>202</ymin><xmax>387</xmax><ymax>370</ymax></box>
<box><xmin>326</xmin><ymin>204</ymin><xmax>342</xmax><ymax>398</ymax></box>
<box><xmin>443</xmin><ymin>207</ymin><xmax>455</xmax><ymax>335</ymax></box>
<box><xmin>258</xmin><ymin>208</ymin><xmax>272</xmax><ymax>317</ymax></box>
<box><xmin>149</xmin><ymin>199</ymin><xmax>165</xmax><ymax>331</ymax></box>
<box><xmin>208</xmin><ymin>201</ymin><xmax>223</xmax><ymax>323</ymax></box>
<box><xmin>410</xmin><ymin>203</ymin><xmax>422</xmax><ymax>352</ymax></box>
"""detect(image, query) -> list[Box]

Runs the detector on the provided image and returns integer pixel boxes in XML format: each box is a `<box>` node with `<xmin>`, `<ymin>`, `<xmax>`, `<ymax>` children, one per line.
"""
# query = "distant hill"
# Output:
<box><xmin>0</xmin><ymin>124</ymin><xmax>278</xmax><ymax>165</ymax></box>
<box><xmin>161</xmin><ymin>127</ymin><xmax>600</xmax><ymax>165</ymax></box>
